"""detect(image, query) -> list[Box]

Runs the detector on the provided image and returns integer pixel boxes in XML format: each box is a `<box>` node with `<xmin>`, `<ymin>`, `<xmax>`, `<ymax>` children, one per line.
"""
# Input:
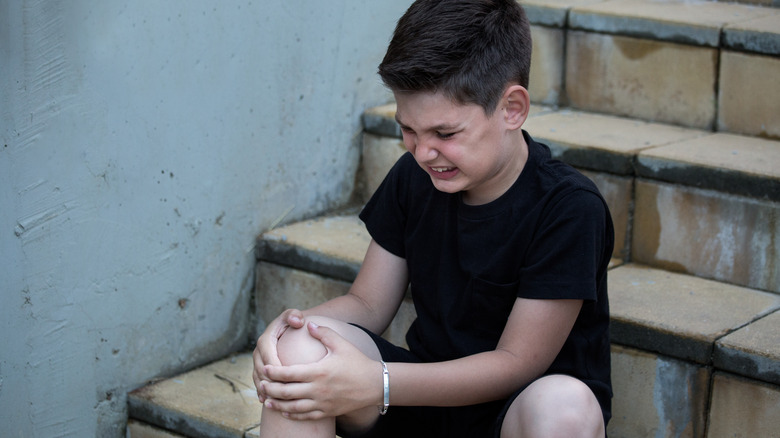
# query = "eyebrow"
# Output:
<box><xmin>394</xmin><ymin>114</ymin><xmax>460</xmax><ymax>132</ymax></box>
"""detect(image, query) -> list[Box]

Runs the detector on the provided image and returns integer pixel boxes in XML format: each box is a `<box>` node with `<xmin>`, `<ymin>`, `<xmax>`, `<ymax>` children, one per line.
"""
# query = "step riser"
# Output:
<box><xmin>565</xmin><ymin>31</ymin><xmax>718</xmax><ymax>130</ymax></box>
<box><xmin>581</xmin><ymin>169</ymin><xmax>633</xmax><ymax>261</ymax></box>
<box><xmin>633</xmin><ymin>180</ymin><xmax>780</xmax><ymax>293</ymax></box>
<box><xmin>610</xmin><ymin>345</ymin><xmax>710</xmax><ymax>438</ymax></box>
<box><xmin>526</xmin><ymin>16</ymin><xmax>780</xmax><ymax>138</ymax></box>
<box><xmin>718</xmin><ymin>51</ymin><xmax>780</xmax><ymax>138</ymax></box>
<box><xmin>707</xmin><ymin>373</ymin><xmax>780</xmax><ymax>437</ymax></box>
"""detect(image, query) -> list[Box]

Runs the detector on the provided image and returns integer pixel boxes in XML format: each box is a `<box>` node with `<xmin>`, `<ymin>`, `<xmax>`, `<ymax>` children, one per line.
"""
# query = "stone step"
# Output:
<box><xmin>127</xmin><ymin>353</ymin><xmax>262</xmax><ymax>438</ymax></box>
<box><xmin>128</xmin><ymin>213</ymin><xmax>780</xmax><ymax>437</ymax></box>
<box><xmin>255</xmin><ymin>220</ymin><xmax>780</xmax><ymax>436</ymax></box>
<box><xmin>521</xmin><ymin>0</ymin><xmax>780</xmax><ymax>137</ymax></box>
<box><xmin>362</xmin><ymin>104</ymin><xmax>780</xmax><ymax>294</ymax></box>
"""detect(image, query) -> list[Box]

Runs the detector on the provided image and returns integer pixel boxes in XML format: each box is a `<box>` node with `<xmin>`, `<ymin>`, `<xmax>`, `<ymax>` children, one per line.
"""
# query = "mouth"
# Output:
<box><xmin>427</xmin><ymin>165</ymin><xmax>459</xmax><ymax>180</ymax></box>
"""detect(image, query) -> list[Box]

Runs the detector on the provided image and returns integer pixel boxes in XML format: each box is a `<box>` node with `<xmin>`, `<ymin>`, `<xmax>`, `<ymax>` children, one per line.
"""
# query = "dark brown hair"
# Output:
<box><xmin>378</xmin><ymin>0</ymin><xmax>532</xmax><ymax>115</ymax></box>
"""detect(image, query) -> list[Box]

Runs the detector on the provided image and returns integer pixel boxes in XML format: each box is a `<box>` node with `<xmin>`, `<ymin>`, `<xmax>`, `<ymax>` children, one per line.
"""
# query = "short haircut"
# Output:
<box><xmin>379</xmin><ymin>0</ymin><xmax>532</xmax><ymax>115</ymax></box>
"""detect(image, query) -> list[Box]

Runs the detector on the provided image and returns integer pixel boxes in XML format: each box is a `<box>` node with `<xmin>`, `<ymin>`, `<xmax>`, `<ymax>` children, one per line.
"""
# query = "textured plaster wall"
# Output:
<box><xmin>0</xmin><ymin>0</ymin><xmax>410</xmax><ymax>436</ymax></box>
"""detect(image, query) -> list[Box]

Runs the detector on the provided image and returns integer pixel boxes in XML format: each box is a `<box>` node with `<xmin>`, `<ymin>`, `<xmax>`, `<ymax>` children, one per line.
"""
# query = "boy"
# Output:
<box><xmin>253</xmin><ymin>0</ymin><xmax>613</xmax><ymax>437</ymax></box>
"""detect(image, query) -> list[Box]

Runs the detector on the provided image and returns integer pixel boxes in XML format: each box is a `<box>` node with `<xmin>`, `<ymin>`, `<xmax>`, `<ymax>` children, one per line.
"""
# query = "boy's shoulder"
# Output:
<box><xmin>525</xmin><ymin>132</ymin><xmax>601</xmax><ymax>195</ymax></box>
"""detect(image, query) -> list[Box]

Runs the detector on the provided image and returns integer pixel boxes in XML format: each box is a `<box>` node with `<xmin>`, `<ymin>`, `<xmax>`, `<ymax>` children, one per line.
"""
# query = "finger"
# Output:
<box><xmin>263</xmin><ymin>363</ymin><xmax>319</xmax><ymax>383</ymax></box>
<box><xmin>281</xmin><ymin>410</ymin><xmax>327</xmax><ymax>422</ymax></box>
<box><xmin>261</xmin><ymin>380</ymin><xmax>311</xmax><ymax>401</ymax></box>
<box><xmin>253</xmin><ymin>371</ymin><xmax>265</xmax><ymax>402</ymax></box>
<box><xmin>284</xmin><ymin>309</ymin><xmax>305</xmax><ymax>329</ymax></box>
<box><xmin>253</xmin><ymin>347</ymin><xmax>267</xmax><ymax>378</ymax></box>
<box><xmin>257</xmin><ymin>335</ymin><xmax>282</xmax><ymax>369</ymax></box>
<box><xmin>264</xmin><ymin>397</ymin><xmax>325</xmax><ymax>420</ymax></box>
<box><xmin>306</xmin><ymin>322</ymin><xmax>346</xmax><ymax>353</ymax></box>
<box><xmin>252</xmin><ymin>348</ymin><xmax>268</xmax><ymax>402</ymax></box>
<box><xmin>254</xmin><ymin>378</ymin><xmax>271</xmax><ymax>403</ymax></box>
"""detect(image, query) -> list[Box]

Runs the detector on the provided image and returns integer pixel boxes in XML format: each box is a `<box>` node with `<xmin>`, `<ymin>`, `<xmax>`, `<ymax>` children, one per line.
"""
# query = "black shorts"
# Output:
<box><xmin>336</xmin><ymin>325</ymin><xmax>525</xmax><ymax>438</ymax></box>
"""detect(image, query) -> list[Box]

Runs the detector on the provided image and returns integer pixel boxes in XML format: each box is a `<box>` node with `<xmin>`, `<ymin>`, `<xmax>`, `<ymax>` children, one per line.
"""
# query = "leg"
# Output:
<box><xmin>258</xmin><ymin>316</ymin><xmax>382</xmax><ymax>438</ymax></box>
<box><xmin>499</xmin><ymin>375</ymin><xmax>604</xmax><ymax>438</ymax></box>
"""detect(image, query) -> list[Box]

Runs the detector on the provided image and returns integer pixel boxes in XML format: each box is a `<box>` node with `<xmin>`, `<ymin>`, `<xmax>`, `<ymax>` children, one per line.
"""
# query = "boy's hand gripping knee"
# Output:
<box><xmin>252</xmin><ymin>308</ymin><xmax>306</xmax><ymax>402</ymax></box>
<box><xmin>261</xmin><ymin>322</ymin><xmax>385</xmax><ymax>421</ymax></box>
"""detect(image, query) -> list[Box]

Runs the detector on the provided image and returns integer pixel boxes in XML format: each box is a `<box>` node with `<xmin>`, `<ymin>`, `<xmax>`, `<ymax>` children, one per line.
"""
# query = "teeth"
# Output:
<box><xmin>432</xmin><ymin>167</ymin><xmax>453</xmax><ymax>173</ymax></box>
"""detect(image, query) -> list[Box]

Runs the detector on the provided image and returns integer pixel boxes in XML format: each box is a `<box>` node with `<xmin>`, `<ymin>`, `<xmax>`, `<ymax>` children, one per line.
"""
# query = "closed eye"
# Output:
<box><xmin>437</xmin><ymin>131</ymin><xmax>455</xmax><ymax>140</ymax></box>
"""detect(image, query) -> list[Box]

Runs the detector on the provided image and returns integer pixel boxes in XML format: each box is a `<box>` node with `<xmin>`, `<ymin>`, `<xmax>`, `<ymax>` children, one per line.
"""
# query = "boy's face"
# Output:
<box><xmin>394</xmin><ymin>90</ymin><xmax>527</xmax><ymax>205</ymax></box>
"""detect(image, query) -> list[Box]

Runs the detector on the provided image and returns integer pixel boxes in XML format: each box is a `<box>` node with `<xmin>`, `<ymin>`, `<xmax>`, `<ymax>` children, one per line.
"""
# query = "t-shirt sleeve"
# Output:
<box><xmin>516</xmin><ymin>188</ymin><xmax>611</xmax><ymax>302</ymax></box>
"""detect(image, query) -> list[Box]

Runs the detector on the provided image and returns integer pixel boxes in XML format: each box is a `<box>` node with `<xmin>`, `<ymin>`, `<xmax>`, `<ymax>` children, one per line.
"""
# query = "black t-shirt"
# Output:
<box><xmin>359</xmin><ymin>130</ymin><xmax>613</xmax><ymax>412</ymax></box>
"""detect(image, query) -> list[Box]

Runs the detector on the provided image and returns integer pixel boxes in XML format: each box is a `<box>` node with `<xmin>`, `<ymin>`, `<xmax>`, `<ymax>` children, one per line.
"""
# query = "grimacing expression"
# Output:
<box><xmin>394</xmin><ymin>90</ymin><xmax>526</xmax><ymax>206</ymax></box>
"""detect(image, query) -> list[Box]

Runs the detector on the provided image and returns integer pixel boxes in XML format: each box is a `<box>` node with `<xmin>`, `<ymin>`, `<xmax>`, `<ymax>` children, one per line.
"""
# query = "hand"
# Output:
<box><xmin>252</xmin><ymin>309</ymin><xmax>306</xmax><ymax>402</ymax></box>
<box><xmin>261</xmin><ymin>322</ymin><xmax>383</xmax><ymax>421</ymax></box>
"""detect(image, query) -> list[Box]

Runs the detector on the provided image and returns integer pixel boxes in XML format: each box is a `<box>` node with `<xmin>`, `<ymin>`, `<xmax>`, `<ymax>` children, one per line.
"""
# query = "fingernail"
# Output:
<box><xmin>309</xmin><ymin>321</ymin><xmax>319</xmax><ymax>329</ymax></box>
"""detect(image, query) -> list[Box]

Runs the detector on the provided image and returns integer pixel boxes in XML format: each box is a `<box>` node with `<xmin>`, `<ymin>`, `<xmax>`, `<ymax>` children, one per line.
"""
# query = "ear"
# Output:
<box><xmin>500</xmin><ymin>84</ymin><xmax>530</xmax><ymax>130</ymax></box>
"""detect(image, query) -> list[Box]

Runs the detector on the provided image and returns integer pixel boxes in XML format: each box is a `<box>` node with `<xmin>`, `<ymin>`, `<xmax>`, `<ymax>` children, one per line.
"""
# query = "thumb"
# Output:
<box><xmin>285</xmin><ymin>309</ymin><xmax>305</xmax><ymax>329</ymax></box>
<box><xmin>306</xmin><ymin>321</ymin><xmax>344</xmax><ymax>352</ymax></box>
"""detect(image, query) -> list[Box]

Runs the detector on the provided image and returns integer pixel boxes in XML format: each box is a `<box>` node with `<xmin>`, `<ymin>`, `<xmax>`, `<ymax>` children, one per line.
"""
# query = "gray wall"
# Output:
<box><xmin>0</xmin><ymin>1</ymin><xmax>410</xmax><ymax>436</ymax></box>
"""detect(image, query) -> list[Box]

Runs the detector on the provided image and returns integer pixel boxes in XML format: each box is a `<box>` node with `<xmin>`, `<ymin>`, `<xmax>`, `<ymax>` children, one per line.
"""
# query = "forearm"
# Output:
<box><xmin>301</xmin><ymin>293</ymin><xmax>372</xmax><ymax>326</ymax></box>
<box><xmin>387</xmin><ymin>349</ymin><xmax>547</xmax><ymax>407</ymax></box>
<box><xmin>385</xmin><ymin>299</ymin><xmax>581</xmax><ymax>408</ymax></box>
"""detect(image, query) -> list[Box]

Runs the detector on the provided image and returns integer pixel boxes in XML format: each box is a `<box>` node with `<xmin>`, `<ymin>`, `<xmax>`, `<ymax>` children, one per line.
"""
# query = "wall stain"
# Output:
<box><xmin>614</xmin><ymin>37</ymin><xmax>662</xmax><ymax>61</ymax></box>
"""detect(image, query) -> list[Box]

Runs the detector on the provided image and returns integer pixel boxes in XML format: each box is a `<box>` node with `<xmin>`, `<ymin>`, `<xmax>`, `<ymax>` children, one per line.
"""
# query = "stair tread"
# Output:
<box><xmin>569</xmin><ymin>0</ymin><xmax>774</xmax><ymax>47</ymax></box>
<box><xmin>127</xmin><ymin>420</ymin><xmax>187</xmax><ymax>438</ymax></box>
<box><xmin>715</xmin><ymin>310</ymin><xmax>780</xmax><ymax>385</ymax></box>
<box><xmin>636</xmin><ymin>133</ymin><xmax>780</xmax><ymax>200</ymax></box>
<box><xmin>126</xmin><ymin>353</ymin><xmax>350</xmax><ymax>438</ymax></box>
<box><xmin>128</xmin><ymin>354</ymin><xmax>261</xmax><ymax>438</ymax></box>
<box><xmin>609</xmin><ymin>263</ymin><xmax>780</xmax><ymax>366</ymax></box>
<box><xmin>258</xmin><ymin>214</ymin><xmax>369</xmax><ymax>282</ymax></box>
<box><xmin>365</xmin><ymin>103</ymin><xmax>780</xmax><ymax>199</ymax></box>
<box><xmin>523</xmin><ymin>108</ymin><xmax>708</xmax><ymax>175</ymax></box>
<box><xmin>724</xmin><ymin>13</ymin><xmax>780</xmax><ymax>55</ymax></box>
<box><xmin>522</xmin><ymin>0</ymin><xmax>780</xmax><ymax>54</ymax></box>
<box><xmin>523</xmin><ymin>0</ymin><xmax>605</xmax><ymax>27</ymax></box>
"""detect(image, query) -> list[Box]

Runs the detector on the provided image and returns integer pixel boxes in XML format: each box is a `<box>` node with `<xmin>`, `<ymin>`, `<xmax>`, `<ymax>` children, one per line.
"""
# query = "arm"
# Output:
<box><xmin>388</xmin><ymin>297</ymin><xmax>582</xmax><ymax>406</ymax></box>
<box><xmin>264</xmin><ymin>295</ymin><xmax>582</xmax><ymax>419</ymax></box>
<box><xmin>299</xmin><ymin>239</ymin><xmax>409</xmax><ymax>334</ymax></box>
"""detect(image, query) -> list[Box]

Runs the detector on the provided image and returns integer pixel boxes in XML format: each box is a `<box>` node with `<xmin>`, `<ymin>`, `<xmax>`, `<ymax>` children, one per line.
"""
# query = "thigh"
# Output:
<box><xmin>339</xmin><ymin>327</ymin><xmax>507</xmax><ymax>438</ymax></box>
<box><xmin>498</xmin><ymin>375</ymin><xmax>605</xmax><ymax>438</ymax></box>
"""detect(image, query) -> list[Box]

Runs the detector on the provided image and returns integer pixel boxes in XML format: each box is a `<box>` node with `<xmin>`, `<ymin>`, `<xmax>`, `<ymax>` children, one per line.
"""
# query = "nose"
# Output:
<box><xmin>411</xmin><ymin>135</ymin><xmax>439</xmax><ymax>162</ymax></box>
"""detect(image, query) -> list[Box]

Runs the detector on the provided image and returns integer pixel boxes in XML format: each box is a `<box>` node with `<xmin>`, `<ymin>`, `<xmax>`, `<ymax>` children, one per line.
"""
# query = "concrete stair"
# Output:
<box><xmin>127</xmin><ymin>1</ymin><xmax>780</xmax><ymax>437</ymax></box>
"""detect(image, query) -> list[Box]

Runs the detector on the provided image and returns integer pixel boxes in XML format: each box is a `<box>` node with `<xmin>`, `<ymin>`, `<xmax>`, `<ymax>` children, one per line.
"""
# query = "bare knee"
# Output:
<box><xmin>277</xmin><ymin>320</ymin><xmax>328</xmax><ymax>366</ymax></box>
<box><xmin>501</xmin><ymin>375</ymin><xmax>604</xmax><ymax>438</ymax></box>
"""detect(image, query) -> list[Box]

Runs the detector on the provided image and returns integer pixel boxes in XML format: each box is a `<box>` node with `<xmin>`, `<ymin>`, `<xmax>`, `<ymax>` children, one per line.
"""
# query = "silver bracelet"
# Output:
<box><xmin>379</xmin><ymin>360</ymin><xmax>389</xmax><ymax>415</ymax></box>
